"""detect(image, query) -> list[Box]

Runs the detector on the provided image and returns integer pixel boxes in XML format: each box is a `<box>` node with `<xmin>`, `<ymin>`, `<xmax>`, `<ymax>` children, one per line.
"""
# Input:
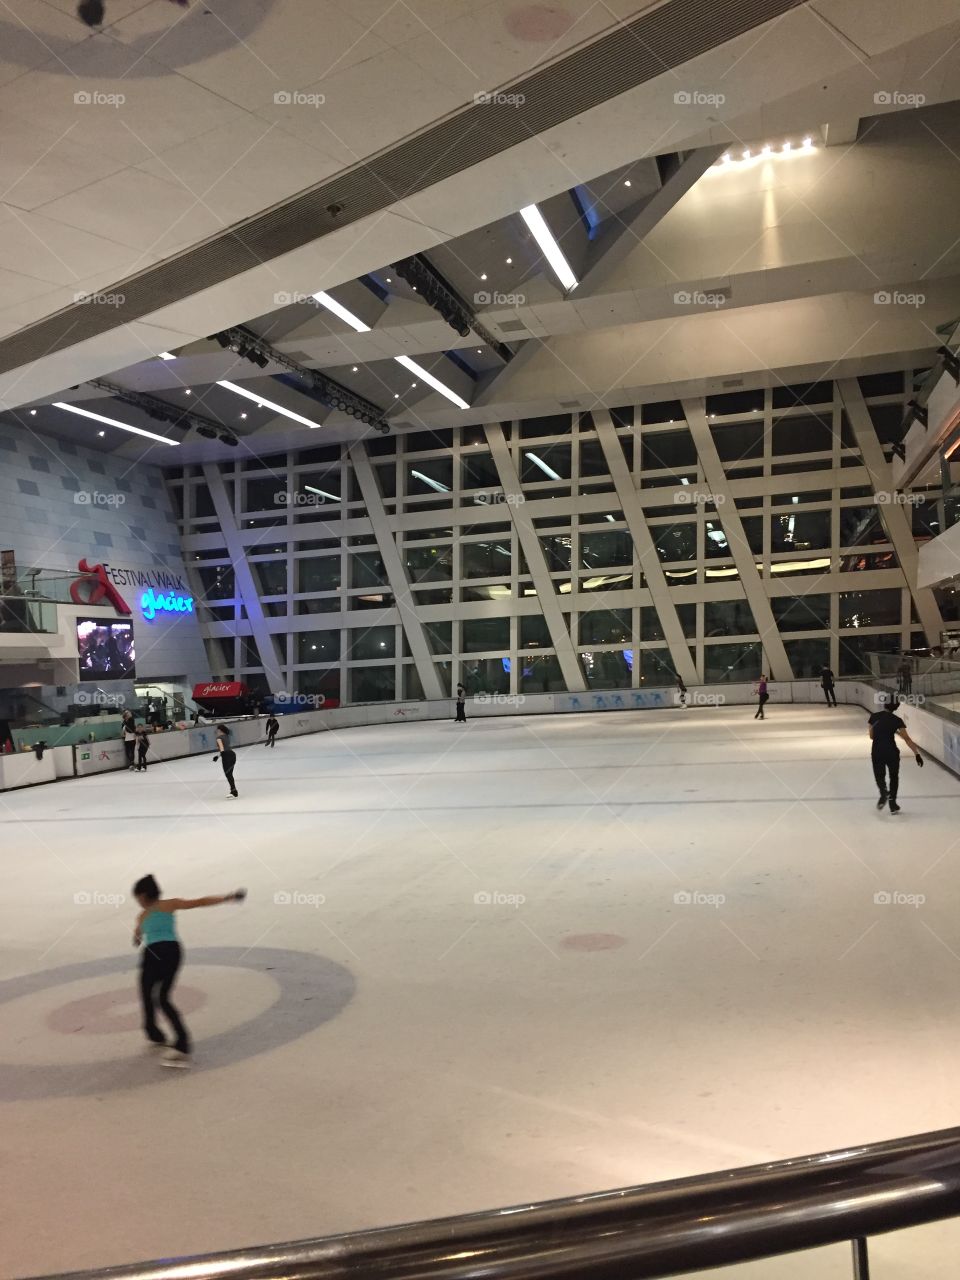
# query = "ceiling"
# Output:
<box><xmin>2</xmin><ymin>0</ymin><xmax>960</xmax><ymax>463</ymax></box>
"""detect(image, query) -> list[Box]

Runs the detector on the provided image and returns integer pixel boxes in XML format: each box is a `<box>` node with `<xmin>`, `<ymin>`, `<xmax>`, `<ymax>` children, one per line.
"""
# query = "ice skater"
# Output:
<box><xmin>676</xmin><ymin>676</ymin><xmax>688</xmax><ymax>708</ymax></box>
<box><xmin>753</xmin><ymin>674</ymin><xmax>769</xmax><ymax>720</ymax></box>
<box><xmin>135</xmin><ymin>725</ymin><xmax>150</xmax><ymax>772</ymax></box>
<box><xmin>455</xmin><ymin>683</ymin><xmax>467</xmax><ymax>723</ymax></box>
<box><xmin>121</xmin><ymin>714</ymin><xmax>137</xmax><ymax>770</ymax></box>
<box><xmin>868</xmin><ymin>695</ymin><xmax>923</xmax><ymax>814</ymax></box>
<box><xmin>213</xmin><ymin>723</ymin><xmax>238</xmax><ymax>797</ymax></box>
<box><xmin>264</xmin><ymin>714</ymin><xmax>280</xmax><ymax>748</ymax></box>
<box><xmin>132</xmin><ymin>874</ymin><xmax>245</xmax><ymax>1068</ymax></box>
<box><xmin>820</xmin><ymin>665</ymin><xmax>837</xmax><ymax>707</ymax></box>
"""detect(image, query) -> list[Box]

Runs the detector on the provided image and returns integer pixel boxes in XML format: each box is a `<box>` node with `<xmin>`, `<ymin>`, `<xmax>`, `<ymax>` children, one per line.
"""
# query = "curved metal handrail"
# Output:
<box><xmin>37</xmin><ymin>1126</ymin><xmax>960</xmax><ymax>1280</ymax></box>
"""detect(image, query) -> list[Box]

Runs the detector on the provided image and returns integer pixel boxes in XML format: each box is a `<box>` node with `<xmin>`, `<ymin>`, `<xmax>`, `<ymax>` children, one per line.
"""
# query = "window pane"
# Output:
<box><xmin>350</xmin><ymin>551</ymin><xmax>387</xmax><ymax>589</ymax></box>
<box><xmin>297</xmin><ymin>631</ymin><xmax>341</xmax><ymax>663</ymax></box>
<box><xmin>520</xmin><ymin>413</ymin><xmax>571</xmax><ymax>438</ymax></box>
<box><xmin>771</xmin><ymin>594</ymin><xmax>830</xmax><ymax>631</ymax></box>
<box><xmin>521</xmin><ymin>443</ymin><xmax>571</xmax><ymax>482</ymax></box>
<box><xmin>637</xmin><ymin>647</ymin><xmax>678</xmax><ymax>686</ymax></box>
<box><xmin>579</xmin><ymin>440</ymin><xmax>609</xmax><ymax>477</ymax></box>
<box><xmin>197</xmin><ymin>565</ymin><xmax>235</xmax><ymax>600</ymax></box>
<box><xmin>463</xmin><ymin>540</ymin><xmax>512</xmax><ymax>578</ymax></box>
<box><xmin>839</xmin><ymin>589</ymin><xmax>902</xmax><ymax>629</ymax></box>
<box><xmin>772</xmin><ymin>413</ymin><xmax>833</xmax><ymax>455</ymax></box>
<box><xmin>641</xmin><ymin>428</ymin><xmax>697</xmax><ymax>470</ymax></box>
<box><xmin>652</xmin><ymin>524</ymin><xmax>696</xmax><ymax>562</ymax></box>
<box><xmin>298</xmin><ymin>557</ymin><xmax>341</xmax><ymax>593</ymax></box>
<box><xmin>839</xmin><ymin>633</ymin><xmax>901</xmax><ymax>676</ymax></box>
<box><xmin>711</xmin><ymin>420</ymin><xmax>764</xmax><ymax>461</ymax></box>
<box><xmin>839</xmin><ymin>549</ymin><xmax>899</xmax><ymax>572</ymax></box>
<box><xmin>520</xmin><ymin>614</ymin><xmax>551</xmax><ymax>648</ymax></box>
<box><xmin>461</xmin><ymin>656</ymin><xmax>509</xmax><ymax>694</ymax></box>
<box><xmin>784</xmin><ymin>637</ymin><xmax>830</xmax><ymax>678</ymax></box>
<box><xmin>839</xmin><ymin>505</ymin><xmax>887</xmax><ymax>547</ymax></box>
<box><xmin>704</xmin><ymin>599</ymin><xmax>757</xmax><ymax>636</ymax></box>
<box><xmin>580</xmin><ymin>530</ymin><xmax>634</xmax><ymax>568</ymax></box>
<box><xmin>579</xmin><ymin>608</ymin><xmax>631</xmax><ymax>645</ymax></box>
<box><xmin>406</xmin><ymin>545</ymin><xmax>454</xmax><ymax>582</ymax></box>
<box><xmin>461</xmin><ymin>452</ymin><xmax>500</xmax><ymax>491</ymax></box>
<box><xmin>771</xmin><ymin>509</ymin><xmax>831</xmax><ymax>552</ymax></box>
<box><xmin>519</xmin><ymin>653</ymin><xmax>565</xmax><ymax>692</ymax></box>
<box><xmin>581</xmin><ymin>650</ymin><xmax>632</xmax><ymax>687</ymax></box>
<box><xmin>350</xmin><ymin>668</ymin><xmax>395</xmax><ymax>702</ymax></box>
<box><xmin>348</xmin><ymin>626</ymin><xmax>395</xmax><ymax>659</ymax></box>
<box><xmin>704</xmin><ymin>641</ymin><xmax>762</xmax><ymax>683</ymax></box>
<box><xmin>254</xmin><ymin>560</ymin><xmax>286</xmax><ymax>595</ymax></box>
<box><xmin>423</xmin><ymin>621</ymin><xmax>451</xmax><ymax>654</ymax></box>
<box><xmin>462</xmin><ymin>617</ymin><xmax>509</xmax><ymax>652</ymax></box>
<box><xmin>408</xmin><ymin>458</ymin><xmax>452</xmax><ymax>494</ymax></box>
<box><xmin>540</xmin><ymin>535</ymin><xmax>571</xmax><ymax>571</ymax></box>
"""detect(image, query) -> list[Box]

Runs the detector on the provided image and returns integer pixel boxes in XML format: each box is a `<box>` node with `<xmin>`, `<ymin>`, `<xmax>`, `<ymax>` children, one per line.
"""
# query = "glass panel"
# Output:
<box><xmin>254</xmin><ymin>560</ymin><xmax>286</xmax><ymax>595</ymax></box>
<box><xmin>519</xmin><ymin>653</ymin><xmax>565</xmax><ymax>692</ymax></box>
<box><xmin>298</xmin><ymin>557</ymin><xmax>341</xmax><ymax>593</ymax></box>
<box><xmin>911</xmin><ymin>499</ymin><xmax>942</xmax><ymax>540</ymax></box>
<box><xmin>839</xmin><ymin>589</ymin><xmax>903</xmax><ymax>628</ymax></box>
<box><xmin>772</xmin><ymin>381</ymin><xmax>833</xmax><ymax>408</ymax></box>
<box><xmin>579</xmin><ymin>440</ymin><xmax>610</xmax><ymax>477</ymax></box>
<box><xmin>243</xmin><ymin>476</ymin><xmax>287</xmax><ymax>511</ymax></box>
<box><xmin>651</xmin><ymin>523</ymin><xmax>696</xmax><ymax>562</ymax></box>
<box><xmin>405</xmin><ymin>429</ymin><xmax>453</xmax><ymax>452</ymax></box>
<box><xmin>772</xmin><ymin>491</ymin><xmax>831</xmax><ymax>505</ymax></box>
<box><xmin>641</xmin><ymin>428</ymin><xmax>697</xmax><ymax>470</ymax></box>
<box><xmin>375</xmin><ymin>464</ymin><xmax>396</xmax><ymax>498</ymax></box>
<box><xmin>407</xmin><ymin>458</ymin><xmax>453</xmax><ymax>495</ymax></box>
<box><xmin>296</xmin><ymin>631</ymin><xmax>341</xmax><ymax>663</ymax></box>
<box><xmin>540</xmin><ymin>535</ymin><xmax>571</xmax><ymax>571</ymax></box>
<box><xmin>520</xmin><ymin>614</ymin><xmax>552</xmax><ymax>648</ymax></box>
<box><xmin>580</xmin><ymin>529</ymin><xmax>635</xmax><ymax>567</ymax></box>
<box><xmin>350</xmin><ymin>668</ymin><xmax>396</xmax><ymax>702</ymax></box>
<box><xmin>462</xmin><ymin>617</ymin><xmax>510</xmax><ymax>652</ymax></box>
<box><xmin>581</xmin><ymin>650</ymin><xmax>632</xmax><ymax>687</ymax></box>
<box><xmin>639</xmin><ymin>606</ymin><xmax>664</xmax><ymax>642</ymax></box>
<box><xmin>423</xmin><ymin>621</ymin><xmax>452</xmax><ymax>654</ymax></box>
<box><xmin>521</xmin><ymin>443</ymin><xmax>572</xmax><ymax>482</ymax></box>
<box><xmin>350</xmin><ymin>551</ymin><xmax>387</xmax><ymax>589</ymax></box>
<box><xmin>519</xmin><ymin>413</ymin><xmax>572</xmax><ymax>438</ymax></box>
<box><xmin>413</xmin><ymin>587</ymin><xmax>454</xmax><ymax>605</ymax></box>
<box><xmin>839</xmin><ymin>633</ymin><xmax>901</xmax><ymax>676</ymax></box>
<box><xmin>839</xmin><ymin>505</ymin><xmax>887</xmax><ymax>547</ymax></box>
<box><xmin>348</xmin><ymin>626</ymin><xmax>395</xmax><ymax>659</ymax></box>
<box><xmin>771</xmin><ymin>594</ymin><xmax>831</xmax><ymax>631</ymax></box>
<box><xmin>838</xmin><ymin>549</ymin><xmax>899</xmax><ymax>571</ymax></box>
<box><xmin>710</xmin><ymin>420</ymin><xmax>764</xmax><ymax>461</ymax></box>
<box><xmin>784</xmin><ymin>636</ymin><xmax>830</xmax><ymax>678</ymax></box>
<box><xmin>462</xmin><ymin>540</ymin><xmax>512</xmax><ymax>578</ymax></box>
<box><xmin>771</xmin><ymin>509</ymin><xmax>831</xmax><ymax>552</ymax></box>
<box><xmin>296</xmin><ymin>598</ymin><xmax>341</xmax><ymax>615</ymax></box>
<box><xmin>461</xmin><ymin>656</ymin><xmax>509</xmax><ymax>694</ymax></box>
<box><xmin>637</xmin><ymin>647</ymin><xmax>678</xmax><ymax>687</ymax></box>
<box><xmin>197</xmin><ymin>564</ymin><xmax>235</xmax><ymax>600</ymax></box>
<box><xmin>579</xmin><ymin>608</ymin><xmax>631</xmax><ymax>645</ymax></box>
<box><xmin>462</xmin><ymin>584</ymin><xmax>512</xmax><ymax>602</ymax></box>
<box><xmin>703</xmin><ymin>641</ymin><xmax>763</xmax><ymax>683</ymax></box>
<box><xmin>461</xmin><ymin>452</ymin><xmax>500</xmax><ymax>491</ymax></box>
<box><xmin>405</xmin><ymin>544</ymin><xmax>454</xmax><ymax>581</ymax></box>
<box><xmin>772</xmin><ymin>413</ymin><xmax>833</xmax><ymax>454</ymax></box>
<box><xmin>704</xmin><ymin>599</ymin><xmax>757</xmax><ymax>636</ymax></box>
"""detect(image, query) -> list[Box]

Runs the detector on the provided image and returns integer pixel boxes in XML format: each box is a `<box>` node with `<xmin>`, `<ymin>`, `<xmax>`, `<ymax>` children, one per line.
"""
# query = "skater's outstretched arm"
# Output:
<box><xmin>165</xmin><ymin>890</ymin><xmax>246</xmax><ymax>910</ymax></box>
<box><xmin>896</xmin><ymin>727</ymin><xmax>923</xmax><ymax>760</ymax></box>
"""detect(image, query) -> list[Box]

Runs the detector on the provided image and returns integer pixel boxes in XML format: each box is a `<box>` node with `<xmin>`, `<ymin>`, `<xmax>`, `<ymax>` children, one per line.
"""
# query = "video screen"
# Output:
<box><xmin>77</xmin><ymin>618</ymin><xmax>136</xmax><ymax>681</ymax></box>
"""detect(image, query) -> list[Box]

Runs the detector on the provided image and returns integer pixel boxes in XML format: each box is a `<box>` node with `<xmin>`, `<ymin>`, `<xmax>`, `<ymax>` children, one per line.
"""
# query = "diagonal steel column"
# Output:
<box><xmin>350</xmin><ymin>443</ymin><xmax>444</xmax><ymax>700</ymax></box>
<box><xmin>683</xmin><ymin>398</ymin><xmax>792</xmax><ymax>681</ymax></box>
<box><xmin>838</xmin><ymin>379</ymin><xmax>945</xmax><ymax>643</ymax></box>
<box><xmin>594</xmin><ymin>409</ymin><xmax>697</xmax><ymax>686</ymax></box>
<box><xmin>485</xmin><ymin>422</ymin><xmax>586</xmax><ymax>692</ymax></box>
<box><xmin>202</xmin><ymin>464</ymin><xmax>285</xmax><ymax>694</ymax></box>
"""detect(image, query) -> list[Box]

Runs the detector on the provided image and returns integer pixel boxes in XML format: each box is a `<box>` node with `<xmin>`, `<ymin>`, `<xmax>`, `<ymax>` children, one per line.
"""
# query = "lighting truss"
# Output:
<box><xmin>391</xmin><ymin>255</ymin><xmax>512</xmax><ymax>360</ymax></box>
<box><xmin>209</xmin><ymin>326</ymin><xmax>389</xmax><ymax>432</ymax></box>
<box><xmin>90</xmin><ymin>378</ymin><xmax>237</xmax><ymax>445</ymax></box>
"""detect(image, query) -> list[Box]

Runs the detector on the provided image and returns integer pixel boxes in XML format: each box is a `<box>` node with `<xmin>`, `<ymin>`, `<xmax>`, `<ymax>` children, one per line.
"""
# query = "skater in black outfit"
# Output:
<box><xmin>754</xmin><ymin>674</ymin><xmax>769</xmax><ymax>719</ymax></box>
<box><xmin>455</xmin><ymin>683</ymin><xmax>467</xmax><ymax>723</ymax></box>
<box><xmin>676</xmin><ymin>676</ymin><xmax>688</xmax><ymax>708</ymax></box>
<box><xmin>213</xmin><ymin>724</ymin><xmax>238</xmax><ymax>797</ymax></box>
<box><xmin>820</xmin><ymin>665</ymin><xmax>837</xmax><ymax>707</ymax></box>
<box><xmin>868</xmin><ymin>696</ymin><xmax>923</xmax><ymax>814</ymax></box>
<box><xmin>133</xmin><ymin>874</ymin><xmax>245</xmax><ymax>1068</ymax></box>
<box><xmin>121</xmin><ymin>713</ymin><xmax>137</xmax><ymax>769</ymax></box>
<box><xmin>135</xmin><ymin>726</ymin><xmax>150</xmax><ymax>772</ymax></box>
<box><xmin>264</xmin><ymin>715</ymin><xmax>280</xmax><ymax>748</ymax></box>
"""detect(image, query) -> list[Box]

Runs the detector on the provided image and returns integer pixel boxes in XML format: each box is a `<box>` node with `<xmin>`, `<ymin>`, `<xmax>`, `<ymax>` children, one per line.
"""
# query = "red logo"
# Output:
<box><xmin>70</xmin><ymin>559</ymin><xmax>131</xmax><ymax>615</ymax></box>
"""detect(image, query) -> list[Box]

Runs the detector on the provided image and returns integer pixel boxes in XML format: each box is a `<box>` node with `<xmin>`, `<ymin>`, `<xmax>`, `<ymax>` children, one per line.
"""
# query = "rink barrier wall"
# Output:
<box><xmin>1</xmin><ymin>680</ymin><xmax>957</xmax><ymax>791</ymax></box>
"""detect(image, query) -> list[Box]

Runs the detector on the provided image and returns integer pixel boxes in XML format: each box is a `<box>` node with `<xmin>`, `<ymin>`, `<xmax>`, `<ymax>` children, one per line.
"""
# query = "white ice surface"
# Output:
<box><xmin>1</xmin><ymin>705</ymin><xmax>958</xmax><ymax>1278</ymax></box>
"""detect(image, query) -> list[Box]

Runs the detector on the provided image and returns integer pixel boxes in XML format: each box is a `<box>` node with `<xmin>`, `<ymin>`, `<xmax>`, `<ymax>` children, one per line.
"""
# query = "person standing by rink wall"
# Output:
<box><xmin>135</xmin><ymin>725</ymin><xmax>150</xmax><ymax>772</ymax></box>
<box><xmin>868</xmin><ymin>694</ymin><xmax>923</xmax><ymax>814</ymax></box>
<box><xmin>264</xmin><ymin>714</ymin><xmax>280</xmax><ymax>748</ymax></box>
<box><xmin>455</xmin><ymin>683</ymin><xmax>467</xmax><ymax>723</ymax></box>
<box><xmin>820</xmin><ymin>665</ymin><xmax>837</xmax><ymax>707</ymax></box>
<box><xmin>753</xmin><ymin>674</ymin><xmax>769</xmax><ymax>720</ymax></box>
<box><xmin>213</xmin><ymin>724</ymin><xmax>238</xmax><ymax>798</ymax></box>
<box><xmin>121</xmin><ymin>711</ymin><xmax>137</xmax><ymax>769</ymax></box>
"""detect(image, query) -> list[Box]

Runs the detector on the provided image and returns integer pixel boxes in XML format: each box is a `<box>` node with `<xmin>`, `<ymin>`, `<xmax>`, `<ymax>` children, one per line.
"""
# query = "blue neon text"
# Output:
<box><xmin>140</xmin><ymin>588</ymin><xmax>194</xmax><ymax>620</ymax></box>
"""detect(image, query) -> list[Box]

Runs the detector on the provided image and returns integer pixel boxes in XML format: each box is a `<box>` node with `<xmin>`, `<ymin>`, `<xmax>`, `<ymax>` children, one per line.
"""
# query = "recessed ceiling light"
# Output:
<box><xmin>480</xmin><ymin>273</ymin><xmax>487</xmax><ymax>281</ymax></box>
<box><xmin>519</xmin><ymin>204</ymin><xmax>578</xmax><ymax>292</ymax></box>
<box><xmin>54</xmin><ymin>401</ymin><xmax>179</xmax><ymax>446</ymax></box>
<box><xmin>29</xmin><ymin>409</ymin><xmax>37</xmax><ymax>416</ymax></box>
<box><xmin>742</xmin><ymin>149</ymin><xmax>751</xmax><ymax>160</ymax></box>
<box><xmin>217</xmin><ymin>380</ymin><xmax>323</xmax><ymax>429</ymax></box>
<box><xmin>184</xmin><ymin>389</ymin><xmax>191</xmax><ymax>395</ymax></box>
<box><xmin>385</xmin><ymin>276</ymin><xmax>392</xmax><ymax>283</ymax></box>
<box><xmin>98</xmin><ymin>431</ymin><xmax>105</xmax><ymax>437</ymax></box>
<box><xmin>352</xmin><ymin>366</ymin><xmax>358</xmax><ymax>373</ymax></box>
<box><xmin>476</xmin><ymin>348</ymin><xmax>482</xmax><ymax>354</ymax></box>
<box><xmin>624</xmin><ymin>179</ymin><xmax>632</xmax><ymax>187</ymax></box>
<box><xmin>505</xmin><ymin>257</ymin><xmax>512</xmax><ymax>264</ymax></box>
<box><xmin>312</xmin><ymin>290</ymin><xmax>371</xmax><ymax>333</ymax></box>
<box><xmin>240</xmin><ymin>413</ymin><xmax>247</xmax><ymax>419</ymax></box>
<box><xmin>158</xmin><ymin>351</ymin><xmax>175</xmax><ymax>361</ymax></box>
<box><xmin>257</xmin><ymin>402</ymin><xmax>264</xmax><ymax>409</ymax></box>
<box><xmin>394</xmin><ymin>393</ymin><xmax>400</xmax><ymax>399</ymax></box>
<box><xmin>411</xmin><ymin>382</ymin><xmax>417</xmax><ymax>388</ymax></box>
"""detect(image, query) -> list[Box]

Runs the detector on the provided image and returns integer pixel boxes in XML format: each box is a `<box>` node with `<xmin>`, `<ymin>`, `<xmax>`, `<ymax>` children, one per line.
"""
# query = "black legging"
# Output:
<box><xmin>872</xmin><ymin>750</ymin><xmax>900</xmax><ymax>801</ymax></box>
<box><xmin>221</xmin><ymin>748</ymin><xmax>237</xmax><ymax>795</ymax></box>
<box><xmin>822</xmin><ymin>684</ymin><xmax>837</xmax><ymax>706</ymax></box>
<box><xmin>754</xmin><ymin>692</ymin><xmax>769</xmax><ymax>719</ymax></box>
<box><xmin>124</xmin><ymin>739</ymin><xmax>135</xmax><ymax>767</ymax></box>
<box><xmin>140</xmin><ymin>941</ymin><xmax>189</xmax><ymax>1053</ymax></box>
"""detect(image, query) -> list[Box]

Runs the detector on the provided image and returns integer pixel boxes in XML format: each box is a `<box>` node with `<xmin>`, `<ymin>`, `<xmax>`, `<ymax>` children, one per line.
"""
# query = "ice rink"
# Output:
<box><xmin>2</xmin><ymin>703</ymin><xmax>960</xmax><ymax>1279</ymax></box>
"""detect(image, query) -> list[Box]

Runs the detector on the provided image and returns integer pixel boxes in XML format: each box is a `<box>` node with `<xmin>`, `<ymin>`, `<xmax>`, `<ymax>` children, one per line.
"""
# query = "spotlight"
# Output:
<box><xmin>219</xmin><ymin>433</ymin><xmax>239</xmax><ymax>447</ymax></box>
<box><xmin>196</xmin><ymin>426</ymin><xmax>218</xmax><ymax>440</ymax></box>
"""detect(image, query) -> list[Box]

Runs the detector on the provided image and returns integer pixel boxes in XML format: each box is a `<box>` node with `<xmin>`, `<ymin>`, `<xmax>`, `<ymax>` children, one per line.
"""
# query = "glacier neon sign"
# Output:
<box><xmin>140</xmin><ymin>587</ymin><xmax>194</xmax><ymax>621</ymax></box>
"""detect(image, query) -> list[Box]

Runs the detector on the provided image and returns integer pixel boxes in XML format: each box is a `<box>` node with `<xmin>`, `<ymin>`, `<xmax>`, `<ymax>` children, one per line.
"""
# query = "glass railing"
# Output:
<box><xmin>865</xmin><ymin>651</ymin><xmax>960</xmax><ymax>723</ymax></box>
<box><xmin>0</xmin><ymin>595</ymin><xmax>58</xmax><ymax>635</ymax></box>
<box><xmin>29</xmin><ymin>1125</ymin><xmax>960</xmax><ymax>1280</ymax></box>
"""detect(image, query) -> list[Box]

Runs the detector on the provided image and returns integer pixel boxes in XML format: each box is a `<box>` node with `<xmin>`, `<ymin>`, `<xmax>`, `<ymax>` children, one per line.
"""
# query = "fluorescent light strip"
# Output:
<box><xmin>305</xmin><ymin>485</ymin><xmax>341</xmax><ymax>502</ymax></box>
<box><xmin>217</xmin><ymin>380</ymin><xmax>322</xmax><ymax>429</ymax></box>
<box><xmin>158</xmin><ymin>351</ymin><xmax>176</xmax><ymax>361</ymax></box>
<box><xmin>54</xmin><ymin>401</ymin><xmax>178</xmax><ymax>446</ymax></box>
<box><xmin>519</xmin><ymin>204</ymin><xmax>578</xmax><ymax>292</ymax></box>
<box><xmin>394</xmin><ymin>355</ymin><xmax>469</xmax><ymax>410</ymax></box>
<box><xmin>410</xmin><ymin>469</ymin><xmax>450</xmax><ymax>493</ymax></box>
<box><xmin>312</xmin><ymin>291</ymin><xmax>370</xmax><ymax>333</ymax></box>
<box><xmin>525</xmin><ymin>451</ymin><xmax>561</xmax><ymax>480</ymax></box>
